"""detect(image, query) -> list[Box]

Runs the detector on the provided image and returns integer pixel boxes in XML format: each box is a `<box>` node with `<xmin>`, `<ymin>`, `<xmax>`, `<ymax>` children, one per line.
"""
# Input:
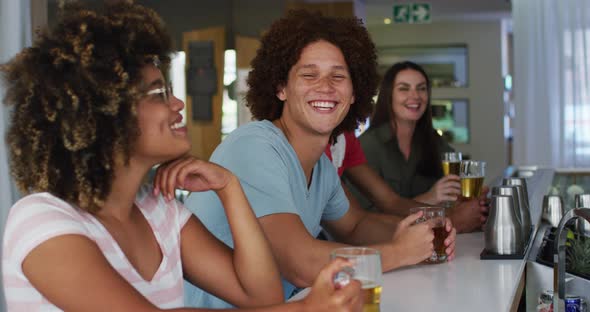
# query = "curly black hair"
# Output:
<box><xmin>246</xmin><ymin>9</ymin><xmax>378</xmax><ymax>138</ymax></box>
<box><xmin>1</xmin><ymin>1</ymin><xmax>173</xmax><ymax>213</ymax></box>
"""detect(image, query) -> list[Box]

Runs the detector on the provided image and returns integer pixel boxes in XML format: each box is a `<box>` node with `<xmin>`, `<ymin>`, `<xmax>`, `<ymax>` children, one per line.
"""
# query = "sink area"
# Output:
<box><xmin>551</xmin><ymin>208</ymin><xmax>590</xmax><ymax>311</ymax></box>
<box><xmin>535</xmin><ymin>226</ymin><xmax>590</xmax><ymax>281</ymax></box>
<box><xmin>500</xmin><ymin>167</ymin><xmax>590</xmax><ymax>310</ymax></box>
<box><xmin>527</xmin><ymin>222</ymin><xmax>590</xmax><ymax>310</ymax></box>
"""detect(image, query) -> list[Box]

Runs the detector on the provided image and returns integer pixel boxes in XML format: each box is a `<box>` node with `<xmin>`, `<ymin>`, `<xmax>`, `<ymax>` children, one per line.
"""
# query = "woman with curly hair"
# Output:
<box><xmin>1</xmin><ymin>2</ymin><xmax>362</xmax><ymax>311</ymax></box>
<box><xmin>183</xmin><ymin>10</ymin><xmax>457</xmax><ymax>309</ymax></box>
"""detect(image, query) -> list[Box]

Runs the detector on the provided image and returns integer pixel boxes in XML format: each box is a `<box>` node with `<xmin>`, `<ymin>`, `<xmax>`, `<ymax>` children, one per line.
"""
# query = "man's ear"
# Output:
<box><xmin>276</xmin><ymin>85</ymin><xmax>287</xmax><ymax>101</ymax></box>
<box><xmin>350</xmin><ymin>94</ymin><xmax>355</xmax><ymax>105</ymax></box>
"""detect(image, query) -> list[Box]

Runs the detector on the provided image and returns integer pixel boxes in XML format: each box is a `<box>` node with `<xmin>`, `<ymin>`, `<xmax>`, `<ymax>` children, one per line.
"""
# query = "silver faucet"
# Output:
<box><xmin>553</xmin><ymin>207</ymin><xmax>590</xmax><ymax>311</ymax></box>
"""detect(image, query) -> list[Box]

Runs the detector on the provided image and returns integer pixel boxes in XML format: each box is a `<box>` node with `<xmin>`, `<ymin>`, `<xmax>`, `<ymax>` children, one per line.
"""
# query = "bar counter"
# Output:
<box><xmin>290</xmin><ymin>232</ymin><xmax>525</xmax><ymax>311</ymax></box>
<box><xmin>370</xmin><ymin>168</ymin><xmax>553</xmax><ymax>311</ymax></box>
<box><xmin>376</xmin><ymin>232</ymin><xmax>524</xmax><ymax>311</ymax></box>
<box><xmin>289</xmin><ymin>168</ymin><xmax>556</xmax><ymax>311</ymax></box>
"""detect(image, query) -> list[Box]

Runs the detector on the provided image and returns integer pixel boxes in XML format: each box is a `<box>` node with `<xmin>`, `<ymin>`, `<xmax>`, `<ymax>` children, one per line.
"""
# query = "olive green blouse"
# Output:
<box><xmin>348</xmin><ymin>123</ymin><xmax>454</xmax><ymax>211</ymax></box>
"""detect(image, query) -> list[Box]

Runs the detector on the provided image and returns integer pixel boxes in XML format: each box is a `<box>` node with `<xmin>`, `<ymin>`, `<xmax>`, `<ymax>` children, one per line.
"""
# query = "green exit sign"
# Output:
<box><xmin>392</xmin><ymin>3</ymin><xmax>431</xmax><ymax>24</ymax></box>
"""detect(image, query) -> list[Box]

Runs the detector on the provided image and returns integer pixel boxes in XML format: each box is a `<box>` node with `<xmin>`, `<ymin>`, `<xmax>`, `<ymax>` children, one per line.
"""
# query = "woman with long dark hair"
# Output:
<box><xmin>350</xmin><ymin>62</ymin><xmax>489</xmax><ymax>234</ymax></box>
<box><xmin>359</xmin><ymin>61</ymin><xmax>459</xmax><ymax>205</ymax></box>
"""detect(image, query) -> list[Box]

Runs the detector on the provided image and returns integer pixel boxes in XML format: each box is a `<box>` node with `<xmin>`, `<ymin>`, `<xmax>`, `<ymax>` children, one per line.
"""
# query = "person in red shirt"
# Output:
<box><xmin>326</xmin><ymin>131</ymin><xmax>367</xmax><ymax>177</ymax></box>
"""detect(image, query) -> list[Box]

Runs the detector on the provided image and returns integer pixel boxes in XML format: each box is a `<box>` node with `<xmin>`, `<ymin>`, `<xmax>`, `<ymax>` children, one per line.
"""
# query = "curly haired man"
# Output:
<box><xmin>184</xmin><ymin>10</ymin><xmax>458</xmax><ymax>309</ymax></box>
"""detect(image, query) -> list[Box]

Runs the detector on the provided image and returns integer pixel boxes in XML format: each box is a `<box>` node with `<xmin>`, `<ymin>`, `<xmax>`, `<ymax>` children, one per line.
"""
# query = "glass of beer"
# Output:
<box><xmin>442</xmin><ymin>152</ymin><xmax>462</xmax><ymax>176</ymax></box>
<box><xmin>460</xmin><ymin>160</ymin><xmax>486</xmax><ymax>199</ymax></box>
<box><xmin>410</xmin><ymin>206</ymin><xmax>448</xmax><ymax>264</ymax></box>
<box><xmin>330</xmin><ymin>247</ymin><xmax>382</xmax><ymax>312</ymax></box>
<box><xmin>441</xmin><ymin>152</ymin><xmax>462</xmax><ymax>207</ymax></box>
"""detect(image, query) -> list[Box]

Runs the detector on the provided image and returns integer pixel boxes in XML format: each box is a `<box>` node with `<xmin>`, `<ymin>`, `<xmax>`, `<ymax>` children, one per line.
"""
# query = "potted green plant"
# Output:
<box><xmin>566</xmin><ymin>236</ymin><xmax>590</xmax><ymax>280</ymax></box>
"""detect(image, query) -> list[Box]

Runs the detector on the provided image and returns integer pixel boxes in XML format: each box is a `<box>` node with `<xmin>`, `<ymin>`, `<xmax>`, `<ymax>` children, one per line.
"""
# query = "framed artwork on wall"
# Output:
<box><xmin>377</xmin><ymin>44</ymin><xmax>468</xmax><ymax>88</ymax></box>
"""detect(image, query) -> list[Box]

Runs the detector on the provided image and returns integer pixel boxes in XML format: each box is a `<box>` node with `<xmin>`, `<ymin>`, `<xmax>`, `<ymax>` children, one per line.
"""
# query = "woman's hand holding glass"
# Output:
<box><xmin>330</xmin><ymin>248</ymin><xmax>381</xmax><ymax>312</ymax></box>
<box><xmin>439</xmin><ymin>152</ymin><xmax>463</xmax><ymax>207</ymax></box>
<box><xmin>301</xmin><ymin>258</ymin><xmax>363</xmax><ymax>312</ymax></box>
<box><xmin>447</xmin><ymin>160</ymin><xmax>488</xmax><ymax>232</ymax></box>
<box><xmin>424</xmin><ymin>175</ymin><xmax>461</xmax><ymax>205</ymax></box>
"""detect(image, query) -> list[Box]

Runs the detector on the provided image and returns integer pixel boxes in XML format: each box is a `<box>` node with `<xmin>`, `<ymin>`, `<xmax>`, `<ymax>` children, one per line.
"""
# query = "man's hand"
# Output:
<box><xmin>449</xmin><ymin>198</ymin><xmax>487</xmax><ymax>233</ymax></box>
<box><xmin>388</xmin><ymin>211</ymin><xmax>434</xmax><ymax>268</ymax></box>
<box><xmin>444</xmin><ymin>218</ymin><xmax>457</xmax><ymax>261</ymax></box>
<box><xmin>478</xmin><ymin>186</ymin><xmax>490</xmax><ymax>219</ymax></box>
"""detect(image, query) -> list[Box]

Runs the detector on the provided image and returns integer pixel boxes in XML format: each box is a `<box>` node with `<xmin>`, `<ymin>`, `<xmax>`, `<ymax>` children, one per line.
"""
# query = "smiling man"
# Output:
<box><xmin>182</xmin><ymin>10</ymin><xmax>457</xmax><ymax>309</ymax></box>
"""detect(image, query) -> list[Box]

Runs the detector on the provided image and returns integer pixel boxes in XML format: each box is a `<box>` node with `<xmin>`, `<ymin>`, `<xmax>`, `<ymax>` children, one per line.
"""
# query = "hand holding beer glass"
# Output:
<box><xmin>331</xmin><ymin>247</ymin><xmax>382</xmax><ymax>312</ymax></box>
<box><xmin>441</xmin><ymin>152</ymin><xmax>462</xmax><ymax>207</ymax></box>
<box><xmin>410</xmin><ymin>206</ymin><xmax>448</xmax><ymax>264</ymax></box>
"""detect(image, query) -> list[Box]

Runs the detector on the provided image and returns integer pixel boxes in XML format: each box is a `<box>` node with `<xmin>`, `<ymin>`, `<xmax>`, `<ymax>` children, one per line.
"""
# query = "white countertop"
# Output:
<box><xmin>377</xmin><ymin>232</ymin><xmax>525</xmax><ymax>312</ymax></box>
<box><xmin>291</xmin><ymin>232</ymin><xmax>526</xmax><ymax>312</ymax></box>
<box><xmin>380</xmin><ymin>168</ymin><xmax>554</xmax><ymax>312</ymax></box>
<box><xmin>290</xmin><ymin>169</ymin><xmax>556</xmax><ymax>311</ymax></box>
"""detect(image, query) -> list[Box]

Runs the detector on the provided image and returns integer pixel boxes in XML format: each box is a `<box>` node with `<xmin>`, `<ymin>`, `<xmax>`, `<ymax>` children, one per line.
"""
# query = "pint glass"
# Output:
<box><xmin>331</xmin><ymin>247</ymin><xmax>382</xmax><ymax>312</ymax></box>
<box><xmin>460</xmin><ymin>160</ymin><xmax>486</xmax><ymax>199</ymax></box>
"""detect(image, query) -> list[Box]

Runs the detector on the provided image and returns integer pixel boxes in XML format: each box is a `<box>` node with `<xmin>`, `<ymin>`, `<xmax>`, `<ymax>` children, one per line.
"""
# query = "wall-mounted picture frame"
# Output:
<box><xmin>377</xmin><ymin>44</ymin><xmax>469</xmax><ymax>88</ymax></box>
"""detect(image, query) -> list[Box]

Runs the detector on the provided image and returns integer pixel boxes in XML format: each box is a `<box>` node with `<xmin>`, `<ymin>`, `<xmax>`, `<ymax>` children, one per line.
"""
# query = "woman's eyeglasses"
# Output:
<box><xmin>144</xmin><ymin>83</ymin><xmax>173</xmax><ymax>104</ymax></box>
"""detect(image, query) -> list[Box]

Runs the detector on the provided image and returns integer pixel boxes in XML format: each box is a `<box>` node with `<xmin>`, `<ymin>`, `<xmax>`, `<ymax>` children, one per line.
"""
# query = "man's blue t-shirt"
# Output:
<box><xmin>183</xmin><ymin>120</ymin><xmax>349</xmax><ymax>308</ymax></box>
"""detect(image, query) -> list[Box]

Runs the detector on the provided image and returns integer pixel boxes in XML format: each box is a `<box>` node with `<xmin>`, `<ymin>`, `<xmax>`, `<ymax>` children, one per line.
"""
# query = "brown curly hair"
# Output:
<box><xmin>1</xmin><ymin>1</ymin><xmax>172</xmax><ymax>213</ymax></box>
<box><xmin>246</xmin><ymin>10</ymin><xmax>378</xmax><ymax>138</ymax></box>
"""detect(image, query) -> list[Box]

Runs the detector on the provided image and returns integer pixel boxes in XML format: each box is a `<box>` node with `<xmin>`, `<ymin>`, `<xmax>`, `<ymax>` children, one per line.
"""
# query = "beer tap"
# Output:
<box><xmin>552</xmin><ymin>207</ymin><xmax>590</xmax><ymax>311</ymax></box>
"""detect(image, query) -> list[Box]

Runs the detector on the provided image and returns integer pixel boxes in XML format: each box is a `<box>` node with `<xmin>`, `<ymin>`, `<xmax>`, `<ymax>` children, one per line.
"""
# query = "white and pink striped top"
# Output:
<box><xmin>2</xmin><ymin>186</ymin><xmax>192</xmax><ymax>311</ymax></box>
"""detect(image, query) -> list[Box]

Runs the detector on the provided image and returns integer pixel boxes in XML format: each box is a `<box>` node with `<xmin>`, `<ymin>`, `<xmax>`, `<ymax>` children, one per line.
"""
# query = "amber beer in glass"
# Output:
<box><xmin>441</xmin><ymin>152</ymin><xmax>462</xmax><ymax>208</ymax></box>
<box><xmin>360</xmin><ymin>282</ymin><xmax>381</xmax><ymax>312</ymax></box>
<box><xmin>442</xmin><ymin>161</ymin><xmax>461</xmax><ymax>176</ymax></box>
<box><xmin>410</xmin><ymin>206</ymin><xmax>448</xmax><ymax>264</ymax></box>
<box><xmin>461</xmin><ymin>176</ymin><xmax>485</xmax><ymax>198</ymax></box>
<box><xmin>441</xmin><ymin>152</ymin><xmax>462</xmax><ymax>176</ymax></box>
<box><xmin>331</xmin><ymin>247</ymin><xmax>382</xmax><ymax>312</ymax></box>
<box><xmin>460</xmin><ymin>161</ymin><xmax>486</xmax><ymax>199</ymax></box>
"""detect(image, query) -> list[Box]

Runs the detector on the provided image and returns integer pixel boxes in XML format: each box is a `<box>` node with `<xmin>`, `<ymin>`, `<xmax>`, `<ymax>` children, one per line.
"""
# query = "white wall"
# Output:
<box><xmin>368</xmin><ymin>21</ymin><xmax>507</xmax><ymax>182</ymax></box>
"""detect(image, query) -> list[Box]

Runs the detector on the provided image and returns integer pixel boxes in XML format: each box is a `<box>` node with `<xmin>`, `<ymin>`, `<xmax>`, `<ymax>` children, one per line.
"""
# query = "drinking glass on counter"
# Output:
<box><xmin>459</xmin><ymin>160</ymin><xmax>486</xmax><ymax>199</ymax></box>
<box><xmin>331</xmin><ymin>247</ymin><xmax>382</xmax><ymax>312</ymax></box>
<box><xmin>410</xmin><ymin>206</ymin><xmax>448</xmax><ymax>264</ymax></box>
